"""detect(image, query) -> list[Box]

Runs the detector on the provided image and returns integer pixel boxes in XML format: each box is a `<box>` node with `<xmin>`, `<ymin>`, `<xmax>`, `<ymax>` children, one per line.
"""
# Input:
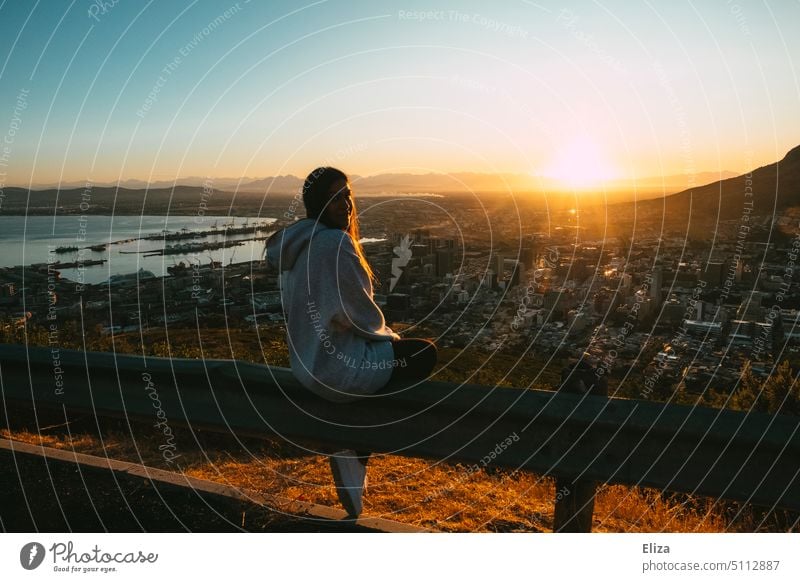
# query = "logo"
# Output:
<box><xmin>20</xmin><ymin>542</ymin><xmax>46</xmax><ymax>570</ymax></box>
<box><xmin>390</xmin><ymin>234</ymin><xmax>413</xmax><ymax>291</ymax></box>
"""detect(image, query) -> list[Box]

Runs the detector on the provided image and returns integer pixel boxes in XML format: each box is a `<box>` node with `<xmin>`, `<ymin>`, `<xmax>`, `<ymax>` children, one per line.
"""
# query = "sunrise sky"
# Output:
<box><xmin>0</xmin><ymin>0</ymin><xmax>798</xmax><ymax>189</ymax></box>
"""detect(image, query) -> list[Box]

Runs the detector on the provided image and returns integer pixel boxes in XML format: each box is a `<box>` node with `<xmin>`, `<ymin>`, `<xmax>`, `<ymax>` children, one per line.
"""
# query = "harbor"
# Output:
<box><xmin>0</xmin><ymin>215</ymin><xmax>276</xmax><ymax>285</ymax></box>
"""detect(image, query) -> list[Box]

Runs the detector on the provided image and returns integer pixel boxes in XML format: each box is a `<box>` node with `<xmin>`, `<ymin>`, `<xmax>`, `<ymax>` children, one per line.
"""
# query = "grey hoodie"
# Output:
<box><xmin>266</xmin><ymin>219</ymin><xmax>399</xmax><ymax>402</ymax></box>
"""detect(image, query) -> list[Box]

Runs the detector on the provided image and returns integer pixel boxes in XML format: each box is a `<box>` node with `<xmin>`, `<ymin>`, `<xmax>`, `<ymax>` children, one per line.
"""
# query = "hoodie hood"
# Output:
<box><xmin>266</xmin><ymin>218</ymin><xmax>329</xmax><ymax>272</ymax></box>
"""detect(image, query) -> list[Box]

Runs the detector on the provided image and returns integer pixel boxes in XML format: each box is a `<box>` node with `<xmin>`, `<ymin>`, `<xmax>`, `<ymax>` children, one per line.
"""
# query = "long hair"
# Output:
<box><xmin>303</xmin><ymin>166</ymin><xmax>376</xmax><ymax>283</ymax></box>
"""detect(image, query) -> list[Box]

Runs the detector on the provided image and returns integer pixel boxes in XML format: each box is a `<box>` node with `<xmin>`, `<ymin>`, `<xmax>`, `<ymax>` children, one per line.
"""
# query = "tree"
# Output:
<box><xmin>763</xmin><ymin>360</ymin><xmax>800</xmax><ymax>416</ymax></box>
<box><xmin>725</xmin><ymin>361</ymin><xmax>767</xmax><ymax>413</ymax></box>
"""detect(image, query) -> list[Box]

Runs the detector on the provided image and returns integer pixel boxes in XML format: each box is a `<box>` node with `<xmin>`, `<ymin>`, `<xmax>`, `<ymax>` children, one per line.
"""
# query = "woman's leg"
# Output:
<box><xmin>331</xmin><ymin>339</ymin><xmax>437</xmax><ymax>513</ymax></box>
<box><xmin>329</xmin><ymin>450</ymin><xmax>368</xmax><ymax>517</ymax></box>
<box><xmin>389</xmin><ymin>338</ymin><xmax>437</xmax><ymax>381</ymax></box>
<box><xmin>328</xmin><ymin>340</ymin><xmax>435</xmax><ymax>516</ymax></box>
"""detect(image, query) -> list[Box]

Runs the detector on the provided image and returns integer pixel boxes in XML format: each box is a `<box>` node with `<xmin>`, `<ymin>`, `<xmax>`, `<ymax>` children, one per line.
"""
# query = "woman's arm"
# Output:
<box><xmin>319</xmin><ymin>230</ymin><xmax>399</xmax><ymax>341</ymax></box>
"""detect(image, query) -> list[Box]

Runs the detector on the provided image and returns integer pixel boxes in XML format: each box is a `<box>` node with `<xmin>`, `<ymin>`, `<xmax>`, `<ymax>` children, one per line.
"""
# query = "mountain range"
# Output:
<box><xmin>20</xmin><ymin>170</ymin><xmax>738</xmax><ymax>196</ymax></box>
<box><xmin>3</xmin><ymin>146</ymin><xmax>797</xmax><ymax>222</ymax></box>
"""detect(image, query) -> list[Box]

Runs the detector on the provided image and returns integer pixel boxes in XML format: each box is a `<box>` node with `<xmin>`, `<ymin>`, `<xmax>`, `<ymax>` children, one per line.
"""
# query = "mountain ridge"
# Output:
<box><xmin>636</xmin><ymin>144</ymin><xmax>800</xmax><ymax>227</ymax></box>
<box><xmin>17</xmin><ymin>170</ymin><xmax>740</xmax><ymax>195</ymax></box>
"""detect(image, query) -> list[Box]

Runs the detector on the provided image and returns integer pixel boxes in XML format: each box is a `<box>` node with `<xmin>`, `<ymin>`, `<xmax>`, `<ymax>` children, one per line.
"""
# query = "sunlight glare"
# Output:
<box><xmin>542</xmin><ymin>137</ymin><xmax>618</xmax><ymax>190</ymax></box>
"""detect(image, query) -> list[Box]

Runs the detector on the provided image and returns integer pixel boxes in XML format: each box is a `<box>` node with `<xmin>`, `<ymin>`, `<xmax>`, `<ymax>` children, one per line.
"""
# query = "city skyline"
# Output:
<box><xmin>1</xmin><ymin>1</ymin><xmax>798</xmax><ymax>189</ymax></box>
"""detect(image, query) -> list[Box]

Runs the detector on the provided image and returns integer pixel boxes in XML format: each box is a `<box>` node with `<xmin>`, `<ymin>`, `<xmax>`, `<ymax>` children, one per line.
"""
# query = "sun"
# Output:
<box><xmin>541</xmin><ymin>137</ymin><xmax>618</xmax><ymax>190</ymax></box>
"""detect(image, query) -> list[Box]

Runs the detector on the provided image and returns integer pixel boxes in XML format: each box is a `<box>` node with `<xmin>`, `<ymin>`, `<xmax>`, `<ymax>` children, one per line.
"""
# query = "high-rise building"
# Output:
<box><xmin>696</xmin><ymin>300</ymin><xmax>705</xmax><ymax>321</ymax></box>
<box><xmin>436</xmin><ymin>249</ymin><xmax>454</xmax><ymax>278</ymax></box>
<box><xmin>496</xmin><ymin>254</ymin><xmax>506</xmax><ymax>280</ymax></box>
<box><xmin>650</xmin><ymin>267</ymin><xmax>663</xmax><ymax>306</ymax></box>
<box><xmin>484</xmin><ymin>269</ymin><xmax>497</xmax><ymax>289</ymax></box>
<box><xmin>519</xmin><ymin>247</ymin><xmax>535</xmax><ymax>269</ymax></box>
<box><xmin>509</xmin><ymin>261</ymin><xmax>521</xmax><ymax>288</ymax></box>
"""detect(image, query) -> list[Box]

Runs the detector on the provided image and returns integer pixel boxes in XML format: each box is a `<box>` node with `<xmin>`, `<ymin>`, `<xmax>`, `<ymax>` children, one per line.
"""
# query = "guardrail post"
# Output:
<box><xmin>553</xmin><ymin>361</ymin><xmax>608</xmax><ymax>532</ymax></box>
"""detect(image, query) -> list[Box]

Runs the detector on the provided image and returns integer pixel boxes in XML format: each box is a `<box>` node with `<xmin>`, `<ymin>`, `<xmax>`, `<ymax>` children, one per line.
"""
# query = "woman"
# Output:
<box><xmin>266</xmin><ymin>166</ymin><xmax>437</xmax><ymax>516</ymax></box>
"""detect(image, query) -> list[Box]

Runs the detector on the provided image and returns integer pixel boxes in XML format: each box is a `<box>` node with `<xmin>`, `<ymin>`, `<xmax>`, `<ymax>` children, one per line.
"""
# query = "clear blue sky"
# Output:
<box><xmin>1</xmin><ymin>0</ymin><xmax>798</xmax><ymax>187</ymax></box>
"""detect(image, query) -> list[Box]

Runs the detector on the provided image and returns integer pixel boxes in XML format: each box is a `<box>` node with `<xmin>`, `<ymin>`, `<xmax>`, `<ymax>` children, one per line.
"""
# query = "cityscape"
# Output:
<box><xmin>3</xmin><ymin>153</ymin><xmax>800</xmax><ymax>418</ymax></box>
<box><xmin>1</xmin><ymin>0</ymin><xmax>798</xmax><ymax>546</ymax></box>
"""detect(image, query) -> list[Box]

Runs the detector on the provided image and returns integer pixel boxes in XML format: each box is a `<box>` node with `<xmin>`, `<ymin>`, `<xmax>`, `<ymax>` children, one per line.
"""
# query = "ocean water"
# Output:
<box><xmin>0</xmin><ymin>215</ymin><xmax>276</xmax><ymax>284</ymax></box>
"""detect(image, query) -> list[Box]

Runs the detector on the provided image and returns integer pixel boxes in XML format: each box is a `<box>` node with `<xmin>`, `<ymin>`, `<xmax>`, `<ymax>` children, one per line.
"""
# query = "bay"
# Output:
<box><xmin>0</xmin><ymin>215</ymin><xmax>276</xmax><ymax>284</ymax></box>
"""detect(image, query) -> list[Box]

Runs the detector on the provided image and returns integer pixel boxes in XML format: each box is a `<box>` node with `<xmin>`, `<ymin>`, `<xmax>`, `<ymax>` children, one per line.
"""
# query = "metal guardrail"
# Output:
<box><xmin>1</xmin><ymin>344</ymin><xmax>799</xmax><ymax>530</ymax></box>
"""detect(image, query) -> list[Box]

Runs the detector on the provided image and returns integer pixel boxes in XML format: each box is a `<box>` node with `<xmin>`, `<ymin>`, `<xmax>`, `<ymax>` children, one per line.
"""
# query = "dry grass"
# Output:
<box><xmin>2</xmin><ymin>424</ymin><xmax>737</xmax><ymax>532</ymax></box>
<box><xmin>594</xmin><ymin>485</ymin><xmax>725</xmax><ymax>532</ymax></box>
<box><xmin>5</xmin><ymin>328</ymin><xmax>796</xmax><ymax>531</ymax></box>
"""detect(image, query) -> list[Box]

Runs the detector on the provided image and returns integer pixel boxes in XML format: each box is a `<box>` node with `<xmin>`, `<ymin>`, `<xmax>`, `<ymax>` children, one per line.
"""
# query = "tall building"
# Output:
<box><xmin>496</xmin><ymin>254</ymin><xmax>506</xmax><ymax>280</ymax></box>
<box><xmin>509</xmin><ymin>261</ymin><xmax>523</xmax><ymax>288</ymax></box>
<box><xmin>650</xmin><ymin>267</ymin><xmax>663</xmax><ymax>306</ymax></box>
<box><xmin>696</xmin><ymin>300</ymin><xmax>705</xmax><ymax>321</ymax></box>
<box><xmin>519</xmin><ymin>247</ymin><xmax>535</xmax><ymax>269</ymax></box>
<box><xmin>482</xmin><ymin>269</ymin><xmax>497</xmax><ymax>289</ymax></box>
<box><xmin>436</xmin><ymin>249</ymin><xmax>454</xmax><ymax>278</ymax></box>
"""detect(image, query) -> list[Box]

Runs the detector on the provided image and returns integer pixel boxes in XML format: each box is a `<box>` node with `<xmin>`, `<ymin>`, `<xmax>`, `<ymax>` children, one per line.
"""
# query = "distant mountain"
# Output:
<box><xmin>236</xmin><ymin>171</ymin><xmax>739</xmax><ymax>194</ymax></box>
<box><xmin>355</xmin><ymin>172</ymin><xmax>546</xmax><ymax>193</ymax></box>
<box><xmin>12</xmin><ymin>163</ymin><xmax>774</xmax><ymax>205</ymax></box>
<box><xmin>26</xmin><ymin>177</ymin><xmax>270</xmax><ymax>191</ymax></box>
<box><xmin>609</xmin><ymin>171</ymin><xmax>739</xmax><ymax>192</ymax></box>
<box><xmin>0</xmin><ymin>185</ymin><xmax>245</xmax><ymax>216</ymax></box>
<box><xmin>21</xmin><ymin>172</ymin><xmax>540</xmax><ymax>194</ymax></box>
<box><xmin>22</xmin><ymin>169</ymin><xmax>740</xmax><ymax>196</ymax></box>
<box><xmin>638</xmin><ymin>145</ymin><xmax>800</xmax><ymax>226</ymax></box>
<box><xmin>207</xmin><ymin>172</ymin><xmax>544</xmax><ymax>194</ymax></box>
<box><xmin>231</xmin><ymin>175</ymin><xmax>305</xmax><ymax>193</ymax></box>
